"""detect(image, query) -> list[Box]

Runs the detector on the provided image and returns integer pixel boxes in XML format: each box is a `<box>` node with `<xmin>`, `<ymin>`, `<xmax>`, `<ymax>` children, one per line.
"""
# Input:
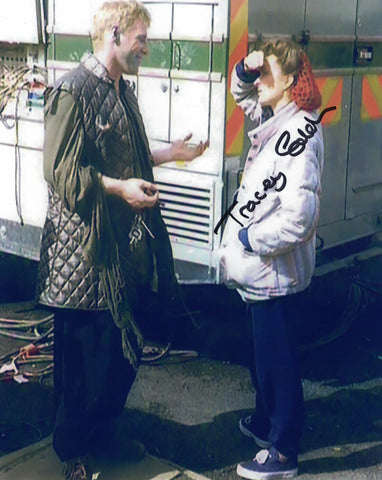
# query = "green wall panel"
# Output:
<box><xmin>142</xmin><ymin>40</ymin><xmax>171</xmax><ymax>69</ymax></box>
<box><xmin>213</xmin><ymin>42</ymin><xmax>228</xmax><ymax>76</ymax></box>
<box><xmin>49</xmin><ymin>34</ymin><xmax>92</xmax><ymax>62</ymax></box>
<box><xmin>50</xmin><ymin>34</ymin><xmax>228</xmax><ymax>75</ymax></box>
<box><xmin>143</xmin><ymin>39</ymin><xmax>227</xmax><ymax>74</ymax></box>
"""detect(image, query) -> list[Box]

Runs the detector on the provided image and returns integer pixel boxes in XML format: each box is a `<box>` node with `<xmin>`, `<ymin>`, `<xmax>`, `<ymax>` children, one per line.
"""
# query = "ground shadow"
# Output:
<box><xmin>0</xmin><ymin>252</ymin><xmax>381</xmax><ymax>474</ymax></box>
<box><xmin>0</xmin><ymin>382</ymin><xmax>54</xmax><ymax>455</ymax></box>
<box><xmin>122</xmin><ymin>382</ymin><xmax>382</xmax><ymax>472</ymax></box>
<box><xmin>299</xmin><ymin>443</ymin><xmax>382</xmax><ymax>475</ymax></box>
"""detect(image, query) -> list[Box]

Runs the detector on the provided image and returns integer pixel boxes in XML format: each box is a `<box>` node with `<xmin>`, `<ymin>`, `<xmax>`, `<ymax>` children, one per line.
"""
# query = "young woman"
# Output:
<box><xmin>220</xmin><ymin>40</ymin><xmax>324</xmax><ymax>479</ymax></box>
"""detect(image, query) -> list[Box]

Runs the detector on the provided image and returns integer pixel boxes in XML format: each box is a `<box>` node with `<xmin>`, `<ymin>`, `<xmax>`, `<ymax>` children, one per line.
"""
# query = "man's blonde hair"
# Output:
<box><xmin>92</xmin><ymin>1</ymin><xmax>151</xmax><ymax>49</ymax></box>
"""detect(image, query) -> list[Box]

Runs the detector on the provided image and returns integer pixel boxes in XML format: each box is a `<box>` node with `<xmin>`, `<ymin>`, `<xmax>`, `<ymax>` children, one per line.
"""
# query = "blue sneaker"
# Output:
<box><xmin>239</xmin><ymin>415</ymin><xmax>272</xmax><ymax>449</ymax></box>
<box><xmin>236</xmin><ymin>447</ymin><xmax>298</xmax><ymax>479</ymax></box>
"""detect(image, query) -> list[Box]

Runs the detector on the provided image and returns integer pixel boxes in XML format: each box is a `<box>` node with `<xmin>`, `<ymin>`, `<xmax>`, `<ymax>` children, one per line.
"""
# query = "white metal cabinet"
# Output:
<box><xmin>49</xmin><ymin>0</ymin><xmax>92</xmax><ymax>34</ymax></box>
<box><xmin>144</xmin><ymin>3</ymin><xmax>172</xmax><ymax>38</ymax></box>
<box><xmin>0</xmin><ymin>0</ymin><xmax>43</xmax><ymax>44</ymax></box>
<box><xmin>170</xmin><ymin>78</ymin><xmax>210</xmax><ymax>143</ymax></box>
<box><xmin>172</xmin><ymin>3</ymin><xmax>213</xmax><ymax>39</ymax></box>
<box><xmin>140</xmin><ymin>1</ymin><xmax>221</xmax><ymax>151</ymax></box>
<box><xmin>138</xmin><ymin>74</ymin><xmax>170</xmax><ymax>141</ymax></box>
<box><xmin>145</xmin><ymin>0</ymin><xmax>227</xmax><ymax>39</ymax></box>
<box><xmin>0</xmin><ymin>98</ymin><xmax>46</xmax><ymax>229</ymax></box>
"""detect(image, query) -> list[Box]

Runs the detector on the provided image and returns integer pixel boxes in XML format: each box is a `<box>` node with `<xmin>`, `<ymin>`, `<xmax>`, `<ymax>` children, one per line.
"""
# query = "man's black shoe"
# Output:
<box><xmin>62</xmin><ymin>456</ymin><xmax>93</xmax><ymax>480</ymax></box>
<box><xmin>90</xmin><ymin>430</ymin><xmax>146</xmax><ymax>463</ymax></box>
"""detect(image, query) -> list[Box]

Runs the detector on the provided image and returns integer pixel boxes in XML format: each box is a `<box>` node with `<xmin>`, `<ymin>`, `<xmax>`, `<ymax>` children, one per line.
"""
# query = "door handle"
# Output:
<box><xmin>173</xmin><ymin>42</ymin><xmax>181</xmax><ymax>70</ymax></box>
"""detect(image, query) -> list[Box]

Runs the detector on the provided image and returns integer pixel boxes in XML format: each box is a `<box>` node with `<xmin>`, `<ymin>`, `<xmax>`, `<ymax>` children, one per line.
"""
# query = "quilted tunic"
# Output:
<box><xmin>36</xmin><ymin>55</ymin><xmax>178</xmax><ymax>365</ymax></box>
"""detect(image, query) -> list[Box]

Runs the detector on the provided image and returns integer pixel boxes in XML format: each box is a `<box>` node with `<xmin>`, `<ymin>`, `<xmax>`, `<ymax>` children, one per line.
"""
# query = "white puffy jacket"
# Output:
<box><xmin>219</xmin><ymin>65</ymin><xmax>324</xmax><ymax>302</ymax></box>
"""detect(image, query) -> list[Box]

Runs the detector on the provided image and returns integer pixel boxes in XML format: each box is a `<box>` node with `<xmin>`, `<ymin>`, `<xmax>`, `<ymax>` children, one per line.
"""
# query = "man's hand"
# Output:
<box><xmin>244</xmin><ymin>50</ymin><xmax>264</xmax><ymax>72</ymax></box>
<box><xmin>102</xmin><ymin>176</ymin><xmax>159</xmax><ymax>209</ymax></box>
<box><xmin>171</xmin><ymin>133</ymin><xmax>209</xmax><ymax>162</ymax></box>
<box><xmin>118</xmin><ymin>179</ymin><xmax>159</xmax><ymax>209</ymax></box>
<box><xmin>152</xmin><ymin>133</ymin><xmax>209</xmax><ymax>165</ymax></box>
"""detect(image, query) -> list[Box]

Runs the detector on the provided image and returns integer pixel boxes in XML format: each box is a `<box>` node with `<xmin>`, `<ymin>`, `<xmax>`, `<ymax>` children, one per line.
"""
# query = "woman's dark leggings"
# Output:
<box><xmin>248</xmin><ymin>293</ymin><xmax>305</xmax><ymax>459</ymax></box>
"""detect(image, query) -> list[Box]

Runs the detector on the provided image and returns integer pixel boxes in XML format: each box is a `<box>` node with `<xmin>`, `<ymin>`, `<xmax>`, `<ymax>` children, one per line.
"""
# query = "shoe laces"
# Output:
<box><xmin>243</xmin><ymin>415</ymin><xmax>253</xmax><ymax>425</ymax></box>
<box><xmin>254</xmin><ymin>449</ymin><xmax>270</xmax><ymax>465</ymax></box>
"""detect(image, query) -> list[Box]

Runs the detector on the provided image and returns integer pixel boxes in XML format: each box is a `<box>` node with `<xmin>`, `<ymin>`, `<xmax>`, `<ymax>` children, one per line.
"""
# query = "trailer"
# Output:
<box><xmin>0</xmin><ymin>0</ymin><xmax>381</xmax><ymax>284</ymax></box>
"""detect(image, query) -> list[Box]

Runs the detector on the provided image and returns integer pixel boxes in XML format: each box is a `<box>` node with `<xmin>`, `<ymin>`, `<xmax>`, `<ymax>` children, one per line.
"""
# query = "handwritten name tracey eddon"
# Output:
<box><xmin>213</xmin><ymin>171</ymin><xmax>287</xmax><ymax>234</ymax></box>
<box><xmin>275</xmin><ymin>106</ymin><xmax>336</xmax><ymax>157</ymax></box>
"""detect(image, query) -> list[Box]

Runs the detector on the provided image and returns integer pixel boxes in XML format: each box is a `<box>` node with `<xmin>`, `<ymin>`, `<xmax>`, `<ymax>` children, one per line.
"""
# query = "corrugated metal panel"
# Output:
<box><xmin>157</xmin><ymin>181</ymin><xmax>213</xmax><ymax>246</ymax></box>
<box><xmin>248</xmin><ymin>0</ymin><xmax>304</xmax><ymax>36</ymax></box>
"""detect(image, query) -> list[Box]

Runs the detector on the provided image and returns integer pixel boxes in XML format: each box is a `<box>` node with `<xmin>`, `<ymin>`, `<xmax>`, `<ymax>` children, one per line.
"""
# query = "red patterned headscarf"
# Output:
<box><xmin>291</xmin><ymin>51</ymin><xmax>322</xmax><ymax>111</ymax></box>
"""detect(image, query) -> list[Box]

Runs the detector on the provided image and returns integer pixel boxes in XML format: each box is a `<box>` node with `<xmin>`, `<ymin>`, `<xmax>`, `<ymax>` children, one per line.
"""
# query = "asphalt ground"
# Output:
<box><xmin>0</xmin><ymin>245</ymin><xmax>381</xmax><ymax>479</ymax></box>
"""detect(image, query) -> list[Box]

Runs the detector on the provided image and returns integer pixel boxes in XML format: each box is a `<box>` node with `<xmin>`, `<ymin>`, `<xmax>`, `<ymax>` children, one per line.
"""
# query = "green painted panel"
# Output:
<box><xmin>50</xmin><ymin>34</ymin><xmax>92</xmax><ymax>62</ymax></box>
<box><xmin>173</xmin><ymin>41</ymin><xmax>210</xmax><ymax>71</ymax></box>
<box><xmin>142</xmin><ymin>40</ymin><xmax>171</xmax><ymax>69</ymax></box>
<box><xmin>143</xmin><ymin>39</ymin><xmax>228</xmax><ymax>74</ymax></box>
<box><xmin>213</xmin><ymin>42</ymin><xmax>228</xmax><ymax>76</ymax></box>
<box><xmin>50</xmin><ymin>34</ymin><xmax>228</xmax><ymax>75</ymax></box>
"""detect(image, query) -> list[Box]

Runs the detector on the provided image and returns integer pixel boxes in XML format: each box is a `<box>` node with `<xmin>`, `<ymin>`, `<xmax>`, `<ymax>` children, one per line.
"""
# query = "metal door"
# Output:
<box><xmin>0</xmin><ymin>0</ymin><xmax>43</xmax><ymax>44</ymax></box>
<box><xmin>172</xmin><ymin>3</ymin><xmax>213</xmax><ymax>39</ymax></box>
<box><xmin>248</xmin><ymin>0</ymin><xmax>304</xmax><ymax>36</ymax></box>
<box><xmin>138</xmin><ymin>75</ymin><xmax>171</xmax><ymax>141</ymax></box>
<box><xmin>170</xmin><ymin>78</ymin><xmax>210</xmax><ymax>143</ymax></box>
<box><xmin>50</xmin><ymin>0</ymin><xmax>92</xmax><ymax>34</ymax></box>
<box><xmin>346</xmin><ymin>0</ymin><xmax>382</xmax><ymax>220</ymax></box>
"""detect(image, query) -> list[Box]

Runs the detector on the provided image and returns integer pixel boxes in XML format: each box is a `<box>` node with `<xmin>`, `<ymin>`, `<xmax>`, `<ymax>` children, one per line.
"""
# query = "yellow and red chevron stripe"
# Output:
<box><xmin>315</xmin><ymin>76</ymin><xmax>343</xmax><ymax>125</ymax></box>
<box><xmin>225</xmin><ymin>0</ymin><xmax>248</xmax><ymax>155</ymax></box>
<box><xmin>361</xmin><ymin>74</ymin><xmax>382</xmax><ymax>121</ymax></box>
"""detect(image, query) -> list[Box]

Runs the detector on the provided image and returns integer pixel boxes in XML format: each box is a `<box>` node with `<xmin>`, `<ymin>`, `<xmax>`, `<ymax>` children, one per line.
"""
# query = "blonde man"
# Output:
<box><xmin>36</xmin><ymin>1</ymin><xmax>207</xmax><ymax>478</ymax></box>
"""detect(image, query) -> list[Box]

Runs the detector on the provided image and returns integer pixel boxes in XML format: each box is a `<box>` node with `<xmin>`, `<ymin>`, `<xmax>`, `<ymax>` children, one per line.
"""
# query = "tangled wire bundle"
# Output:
<box><xmin>0</xmin><ymin>63</ymin><xmax>47</xmax><ymax>115</ymax></box>
<box><xmin>0</xmin><ymin>306</ymin><xmax>54</xmax><ymax>383</ymax></box>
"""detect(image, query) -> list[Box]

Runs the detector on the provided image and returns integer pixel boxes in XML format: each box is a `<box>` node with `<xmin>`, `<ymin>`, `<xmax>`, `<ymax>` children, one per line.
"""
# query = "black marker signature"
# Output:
<box><xmin>214</xmin><ymin>171</ymin><xmax>287</xmax><ymax>234</ymax></box>
<box><xmin>275</xmin><ymin>106</ymin><xmax>336</xmax><ymax>157</ymax></box>
<box><xmin>214</xmin><ymin>106</ymin><xmax>335</xmax><ymax>235</ymax></box>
